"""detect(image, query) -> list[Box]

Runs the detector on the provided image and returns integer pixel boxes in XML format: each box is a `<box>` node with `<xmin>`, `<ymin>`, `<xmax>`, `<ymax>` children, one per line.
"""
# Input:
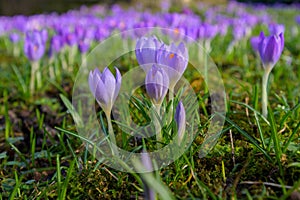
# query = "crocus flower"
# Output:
<box><xmin>145</xmin><ymin>64</ymin><xmax>169</xmax><ymax>105</ymax></box>
<box><xmin>78</xmin><ymin>39</ymin><xmax>90</xmax><ymax>54</ymax></box>
<box><xmin>268</xmin><ymin>23</ymin><xmax>285</xmax><ymax>36</ymax></box>
<box><xmin>258</xmin><ymin>32</ymin><xmax>284</xmax><ymax>70</ymax></box>
<box><xmin>175</xmin><ymin>101</ymin><xmax>186</xmax><ymax>144</ymax></box>
<box><xmin>88</xmin><ymin>67</ymin><xmax>122</xmax><ymax>114</ymax></box>
<box><xmin>24</xmin><ymin>30</ymin><xmax>46</xmax><ymax>61</ymax></box>
<box><xmin>135</xmin><ymin>36</ymin><xmax>163</xmax><ymax>71</ymax></box>
<box><xmin>250</xmin><ymin>36</ymin><xmax>261</xmax><ymax>53</ymax></box>
<box><xmin>49</xmin><ymin>35</ymin><xmax>62</xmax><ymax>57</ymax></box>
<box><xmin>65</xmin><ymin>31</ymin><xmax>77</xmax><ymax>46</ymax></box>
<box><xmin>198</xmin><ymin>24</ymin><xmax>218</xmax><ymax>40</ymax></box>
<box><xmin>157</xmin><ymin>42</ymin><xmax>188</xmax><ymax>89</ymax></box>
<box><xmin>258</xmin><ymin>32</ymin><xmax>284</xmax><ymax>118</ymax></box>
<box><xmin>9</xmin><ymin>32</ymin><xmax>20</xmax><ymax>43</ymax></box>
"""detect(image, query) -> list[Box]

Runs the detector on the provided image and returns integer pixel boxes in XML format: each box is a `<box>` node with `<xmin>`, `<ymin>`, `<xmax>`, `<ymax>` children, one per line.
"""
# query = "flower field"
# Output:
<box><xmin>0</xmin><ymin>1</ymin><xmax>300</xmax><ymax>199</ymax></box>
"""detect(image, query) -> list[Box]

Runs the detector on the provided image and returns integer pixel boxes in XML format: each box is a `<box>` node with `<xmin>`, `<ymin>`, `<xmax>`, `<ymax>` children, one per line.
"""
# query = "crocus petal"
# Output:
<box><xmin>145</xmin><ymin>64</ymin><xmax>169</xmax><ymax>104</ymax></box>
<box><xmin>102</xmin><ymin>67</ymin><xmax>116</xmax><ymax>102</ymax></box>
<box><xmin>94</xmin><ymin>75</ymin><xmax>110</xmax><ymax>106</ymax></box>
<box><xmin>264</xmin><ymin>35</ymin><xmax>278</xmax><ymax>64</ymax></box>
<box><xmin>113</xmin><ymin>67</ymin><xmax>122</xmax><ymax>103</ymax></box>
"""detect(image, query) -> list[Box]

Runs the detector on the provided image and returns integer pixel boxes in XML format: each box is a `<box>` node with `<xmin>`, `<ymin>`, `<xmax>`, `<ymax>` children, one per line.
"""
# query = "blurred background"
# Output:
<box><xmin>1</xmin><ymin>0</ymin><xmax>299</xmax><ymax>16</ymax></box>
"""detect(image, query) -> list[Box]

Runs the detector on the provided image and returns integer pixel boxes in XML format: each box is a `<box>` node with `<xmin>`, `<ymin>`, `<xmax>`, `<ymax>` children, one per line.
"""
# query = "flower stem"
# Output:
<box><xmin>167</xmin><ymin>86</ymin><xmax>174</xmax><ymax>124</ymax></box>
<box><xmin>105</xmin><ymin>112</ymin><xmax>119</xmax><ymax>157</ymax></box>
<box><xmin>30</xmin><ymin>61</ymin><xmax>39</xmax><ymax>94</ymax></box>
<box><xmin>153</xmin><ymin>104</ymin><xmax>162</xmax><ymax>147</ymax></box>
<box><xmin>262</xmin><ymin>67</ymin><xmax>271</xmax><ymax>118</ymax></box>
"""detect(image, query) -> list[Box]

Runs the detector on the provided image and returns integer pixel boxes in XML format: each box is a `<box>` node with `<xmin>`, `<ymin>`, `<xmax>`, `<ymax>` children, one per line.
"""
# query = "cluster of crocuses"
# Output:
<box><xmin>88</xmin><ymin>36</ymin><xmax>188</xmax><ymax>149</ymax></box>
<box><xmin>2</xmin><ymin>1</ymin><xmax>294</xmax><ymax>63</ymax></box>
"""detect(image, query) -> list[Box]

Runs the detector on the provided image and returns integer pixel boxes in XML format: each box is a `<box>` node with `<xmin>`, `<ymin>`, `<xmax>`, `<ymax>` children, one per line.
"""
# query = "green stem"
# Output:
<box><xmin>154</xmin><ymin>104</ymin><xmax>162</xmax><ymax>147</ymax></box>
<box><xmin>204</xmin><ymin>41</ymin><xmax>209</xmax><ymax>94</ymax></box>
<box><xmin>30</xmin><ymin>61</ymin><xmax>39</xmax><ymax>94</ymax></box>
<box><xmin>262</xmin><ymin>67</ymin><xmax>271</xmax><ymax>118</ymax></box>
<box><xmin>105</xmin><ymin>112</ymin><xmax>119</xmax><ymax>157</ymax></box>
<box><xmin>167</xmin><ymin>86</ymin><xmax>174</xmax><ymax>125</ymax></box>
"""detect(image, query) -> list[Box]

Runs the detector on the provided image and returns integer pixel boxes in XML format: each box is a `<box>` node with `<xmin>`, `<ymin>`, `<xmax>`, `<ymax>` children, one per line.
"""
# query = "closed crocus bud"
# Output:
<box><xmin>175</xmin><ymin>101</ymin><xmax>186</xmax><ymax>144</ymax></box>
<box><xmin>89</xmin><ymin>67</ymin><xmax>122</xmax><ymax>114</ymax></box>
<box><xmin>145</xmin><ymin>64</ymin><xmax>169</xmax><ymax>105</ymax></box>
<box><xmin>135</xmin><ymin>36</ymin><xmax>163</xmax><ymax>72</ymax></box>
<box><xmin>250</xmin><ymin>36</ymin><xmax>261</xmax><ymax>53</ymax></box>
<box><xmin>157</xmin><ymin>42</ymin><xmax>188</xmax><ymax>89</ymax></box>
<box><xmin>258</xmin><ymin>32</ymin><xmax>284</xmax><ymax>70</ymax></box>
<box><xmin>24</xmin><ymin>30</ymin><xmax>45</xmax><ymax>61</ymax></box>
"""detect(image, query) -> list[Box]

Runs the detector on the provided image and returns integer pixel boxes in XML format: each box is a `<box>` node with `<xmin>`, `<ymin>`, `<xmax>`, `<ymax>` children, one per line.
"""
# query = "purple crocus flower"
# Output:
<box><xmin>24</xmin><ymin>30</ymin><xmax>46</xmax><ymax>61</ymax></box>
<box><xmin>157</xmin><ymin>42</ymin><xmax>188</xmax><ymax>89</ymax></box>
<box><xmin>135</xmin><ymin>36</ymin><xmax>163</xmax><ymax>71</ymax></box>
<box><xmin>65</xmin><ymin>31</ymin><xmax>77</xmax><ymax>46</ymax></box>
<box><xmin>41</xmin><ymin>29</ymin><xmax>48</xmax><ymax>43</ymax></box>
<box><xmin>295</xmin><ymin>15</ymin><xmax>300</xmax><ymax>24</ymax></box>
<box><xmin>250</xmin><ymin>36</ymin><xmax>261</xmax><ymax>53</ymax></box>
<box><xmin>258</xmin><ymin>32</ymin><xmax>284</xmax><ymax>69</ymax></box>
<box><xmin>268</xmin><ymin>23</ymin><xmax>285</xmax><ymax>36</ymax></box>
<box><xmin>78</xmin><ymin>39</ymin><xmax>90</xmax><ymax>53</ymax></box>
<box><xmin>145</xmin><ymin>64</ymin><xmax>169</xmax><ymax>105</ymax></box>
<box><xmin>49</xmin><ymin>35</ymin><xmax>62</xmax><ymax>57</ymax></box>
<box><xmin>198</xmin><ymin>24</ymin><xmax>218</xmax><ymax>40</ymax></box>
<box><xmin>175</xmin><ymin>101</ymin><xmax>186</xmax><ymax>144</ymax></box>
<box><xmin>89</xmin><ymin>67</ymin><xmax>122</xmax><ymax>114</ymax></box>
<box><xmin>9</xmin><ymin>32</ymin><xmax>20</xmax><ymax>43</ymax></box>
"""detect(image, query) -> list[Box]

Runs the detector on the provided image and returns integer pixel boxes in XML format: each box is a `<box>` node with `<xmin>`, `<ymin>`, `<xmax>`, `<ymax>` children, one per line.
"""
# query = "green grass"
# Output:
<box><xmin>1</xmin><ymin>4</ymin><xmax>300</xmax><ymax>200</ymax></box>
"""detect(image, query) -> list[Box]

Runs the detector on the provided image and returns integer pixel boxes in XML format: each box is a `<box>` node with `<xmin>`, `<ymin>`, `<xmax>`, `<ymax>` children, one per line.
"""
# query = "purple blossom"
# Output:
<box><xmin>250</xmin><ymin>36</ymin><xmax>261</xmax><ymax>53</ymax></box>
<box><xmin>135</xmin><ymin>36</ymin><xmax>163</xmax><ymax>71</ymax></box>
<box><xmin>49</xmin><ymin>35</ymin><xmax>63</xmax><ymax>57</ymax></box>
<box><xmin>258</xmin><ymin>32</ymin><xmax>284</xmax><ymax>69</ymax></box>
<box><xmin>78</xmin><ymin>39</ymin><xmax>90</xmax><ymax>53</ymax></box>
<box><xmin>157</xmin><ymin>42</ymin><xmax>188</xmax><ymax>88</ymax></box>
<box><xmin>9</xmin><ymin>32</ymin><xmax>20</xmax><ymax>43</ymax></box>
<box><xmin>24</xmin><ymin>30</ymin><xmax>46</xmax><ymax>61</ymax></box>
<box><xmin>268</xmin><ymin>23</ymin><xmax>285</xmax><ymax>35</ymax></box>
<box><xmin>89</xmin><ymin>67</ymin><xmax>122</xmax><ymax>114</ymax></box>
<box><xmin>145</xmin><ymin>64</ymin><xmax>169</xmax><ymax>105</ymax></box>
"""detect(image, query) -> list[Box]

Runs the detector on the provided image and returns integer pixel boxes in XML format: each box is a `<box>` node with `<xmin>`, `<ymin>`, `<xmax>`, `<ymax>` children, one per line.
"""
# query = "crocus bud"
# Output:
<box><xmin>145</xmin><ymin>64</ymin><xmax>169</xmax><ymax>105</ymax></box>
<box><xmin>175</xmin><ymin>101</ymin><xmax>186</xmax><ymax>144</ymax></box>
<box><xmin>135</xmin><ymin>36</ymin><xmax>163</xmax><ymax>71</ymax></box>
<box><xmin>89</xmin><ymin>67</ymin><xmax>122</xmax><ymax>114</ymax></box>
<box><xmin>258</xmin><ymin>32</ymin><xmax>284</xmax><ymax>70</ymax></box>
<box><xmin>157</xmin><ymin>42</ymin><xmax>188</xmax><ymax>89</ymax></box>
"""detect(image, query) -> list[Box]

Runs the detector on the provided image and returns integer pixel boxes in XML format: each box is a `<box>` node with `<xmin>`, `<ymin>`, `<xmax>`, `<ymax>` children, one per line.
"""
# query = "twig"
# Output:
<box><xmin>232</xmin><ymin>152</ymin><xmax>251</xmax><ymax>192</ymax></box>
<box><xmin>229</xmin><ymin>129</ymin><xmax>236</xmax><ymax>166</ymax></box>
<box><xmin>240</xmin><ymin>181</ymin><xmax>293</xmax><ymax>189</ymax></box>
